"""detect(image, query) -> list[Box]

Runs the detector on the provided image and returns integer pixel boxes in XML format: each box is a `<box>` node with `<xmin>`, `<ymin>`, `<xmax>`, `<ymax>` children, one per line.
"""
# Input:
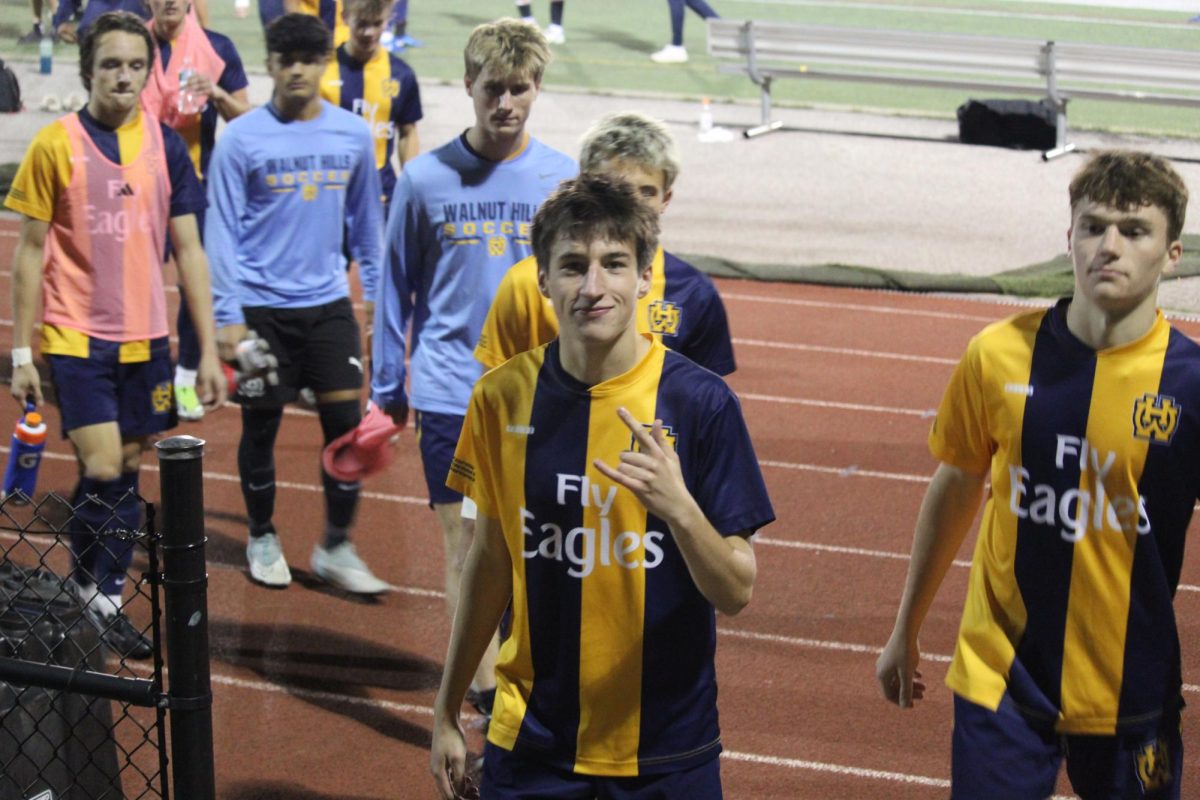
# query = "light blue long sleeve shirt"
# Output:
<box><xmin>205</xmin><ymin>101</ymin><xmax>383</xmax><ymax>325</ymax></box>
<box><xmin>371</xmin><ymin>134</ymin><xmax>576</xmax><ymax>415</ymax></box>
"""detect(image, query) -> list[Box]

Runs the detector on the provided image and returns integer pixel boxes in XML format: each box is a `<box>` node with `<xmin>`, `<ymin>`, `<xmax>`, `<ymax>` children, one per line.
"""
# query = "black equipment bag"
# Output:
<box><xmin>0</xmin><ymin>60</ymin><xmax>20</xmax><ymax>113</ymax></box>
<box><xmin>956</xmin><ymin>98</ymin><xmax>1057</xmax><ymax>151</ymax></box>
<box><xmin>0</xmin><ymin>562</ymin><xmax>122</xmax><ymax>800</ymax></box>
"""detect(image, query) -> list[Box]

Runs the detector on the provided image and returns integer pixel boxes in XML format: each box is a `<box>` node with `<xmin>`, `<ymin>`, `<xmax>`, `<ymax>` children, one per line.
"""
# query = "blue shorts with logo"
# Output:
<box><xmin>46</xmin><ymin>336</ymin><xmax>176</xmax><ymax>438</ymax></box>
<box><xmin>482</xmin><ymin>742</ymin><xmax>723</xmax><ymax>800</ymax></box>
<box><xmin>952</xmin><ymin>693</ymin><xmax>1183</xmax><ymax>800</ymax></box>
<box><xmin>415</xmin><ymin>410</ymin><xmax>465</xmax><ymax>506</ymax></box>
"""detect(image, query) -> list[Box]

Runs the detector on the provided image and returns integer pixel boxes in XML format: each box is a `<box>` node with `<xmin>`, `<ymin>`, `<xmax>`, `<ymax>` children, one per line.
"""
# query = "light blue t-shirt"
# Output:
<box><xmin>205</xmin><ymin>101</ymin><xmax>383</xmax><ymax>325</ymax></box>
<box><xmin>371</xmin><ymin>133</ymin><xmax>576</xmax><ymax>415</ymax></box>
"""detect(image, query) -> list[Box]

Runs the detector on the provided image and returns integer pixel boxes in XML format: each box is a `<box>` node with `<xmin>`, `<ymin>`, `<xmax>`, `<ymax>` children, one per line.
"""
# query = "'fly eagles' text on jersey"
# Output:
<box><xmin>932</xmin><ymin>299</ymin><xmax>1200</xmax><ymax>735</ymax></box>
<box><xmin>447</xmin><ymin>337</ymin><xmax>774</xmax><ymax>776</ymax></box>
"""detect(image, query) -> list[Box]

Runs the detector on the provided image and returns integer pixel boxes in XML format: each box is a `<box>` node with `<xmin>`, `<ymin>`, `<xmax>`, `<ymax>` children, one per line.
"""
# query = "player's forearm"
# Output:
<box><xmin>11</xmin><ymin>222</ymin><xmax>47</xmax><ymax>350</ymax></box>
<box><xmin>397</xmin><ymin>125</ymin><xmax>419</xmax><ymax>167</ymax></box>
<box><xmin>667</xmin><ymin>500</ymin><xmax>757</xmax><ymax>616</ymax></box>
<box><xmin>173</xmin><ymin>238</ymin><xmax>219</xmax><ymax>356</ymax></box>
<box><xmin>212</xmin><ymin>87</ymin><xmax>250</xmax><ymax>122</ymax></box>
<box><xmin>434</xmin><ymin>516</ymin><xmax>512</xmax><ymax>716</ymax></box>
<box><xmin>892</xmin><ymin>462</ymin><xmax>986</xmax><ymax>641</ymax></box>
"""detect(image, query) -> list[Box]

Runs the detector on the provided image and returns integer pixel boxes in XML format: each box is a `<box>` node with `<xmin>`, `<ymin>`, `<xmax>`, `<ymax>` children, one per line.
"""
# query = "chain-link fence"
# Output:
<box><xmin>0</xmin><ymin>436</ymin><xmax>213</xmax><ymax>800</ymax></box>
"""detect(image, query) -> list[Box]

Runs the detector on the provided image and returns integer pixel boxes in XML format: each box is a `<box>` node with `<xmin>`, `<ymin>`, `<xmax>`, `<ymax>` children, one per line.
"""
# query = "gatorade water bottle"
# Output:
<box><xmin>2</xmin><ymin>405</ymin><xmax>47</xmax><ymax>505</ymax></box>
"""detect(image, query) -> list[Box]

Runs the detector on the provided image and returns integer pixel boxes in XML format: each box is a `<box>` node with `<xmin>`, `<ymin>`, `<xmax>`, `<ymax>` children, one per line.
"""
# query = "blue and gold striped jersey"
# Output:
<box><xmin>320</xmin><ymin>44</ymin><xmax>422</xmax><ymax>202</ymax></box>
<box><xmin>448</xmin><ymin>336</ymin><xmax>774</xmax><ymax>776</ymax></box>
<box><xmin>932</xmin><ymin>299</ymin><xmax>1200</xmax><ymax>734</ymax></box>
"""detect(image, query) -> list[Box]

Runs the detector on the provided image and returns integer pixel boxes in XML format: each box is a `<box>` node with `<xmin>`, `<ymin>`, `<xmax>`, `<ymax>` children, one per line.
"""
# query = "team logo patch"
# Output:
<box><xmin>384</xmin><ymin>78</ymin><xmax>401</xmax><ymax>98</ymax></box>
<box><xmin>487</xmin><ymin>235</ymin><xmax>507</xmax><ymax>257</ymax></box>
<box><xmin>302</xmin><ymin>183</ymin><xmax>319</xmax><ymax>201</ymax></box>
<box><xmin>152</xmin><ymin>382</ymin><xmax>173</xmax><ymax>414</ymax></box>
<box><xmin>631</xmin><ymin>423</ymin><xmax>677</xmax><ymax>452</ymax></box>
<box><xmin>1134</xmin><ymin>737</ymin><xmax>1172</xmax><ymax>792</ymax></box>
<box><xmin>648</xmin><ymin>301</ymin><xmax>681</xmax><ymax>336</ymax></box>
<box><xmin>1132</xmin><ymin>393</ymin><xmax>1180</xmax><ymax>444</ymax></box>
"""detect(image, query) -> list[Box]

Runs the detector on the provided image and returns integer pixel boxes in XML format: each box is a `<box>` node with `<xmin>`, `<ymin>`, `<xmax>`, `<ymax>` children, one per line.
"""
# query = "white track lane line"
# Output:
<box><xmin>733</xmin><ymin>337</ymin><xmax>959</xmax><ymax>364</ymax></box>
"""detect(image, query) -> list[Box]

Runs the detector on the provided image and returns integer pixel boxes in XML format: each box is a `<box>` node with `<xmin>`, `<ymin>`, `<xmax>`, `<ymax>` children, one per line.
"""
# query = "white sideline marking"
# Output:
<box><xmin>739</xmin><ymin>392</ymin><xmax>934</xmax><ymax>417</ymax></box>
<box><xmin>721</xmin><ymin>750</ymin><xmax>950</xmax><ymax>788</ymax></box>
<box><xmin>722</xmin><ymin>291</ymin><xmax>998</xmax><ymax>323</ymax></box>
<box><xmin>734</xmin><ymin>337</ymin><xmax>959</xmax><ymax>365</ymax></box>
<box><xmin>758</xmin><ymin>459</ymin><xmax>931</xmax><ymax>482</ymax></box>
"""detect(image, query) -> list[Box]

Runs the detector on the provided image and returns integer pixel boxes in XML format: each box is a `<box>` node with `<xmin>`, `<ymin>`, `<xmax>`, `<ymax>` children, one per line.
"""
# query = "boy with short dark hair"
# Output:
<box><xmin>877</xmin><ymin>150</ymin><xmax>1199</xmax><ymax>798</ymax></box>
<box><xmin>205</xmin><ymin>13</ymin><xmax>386</xmax><ymax>594</ymax></box>
<box><xmin>430</xmin><ymin>174</ymin><xmax>773</xmax><ymax>799</ymax></box>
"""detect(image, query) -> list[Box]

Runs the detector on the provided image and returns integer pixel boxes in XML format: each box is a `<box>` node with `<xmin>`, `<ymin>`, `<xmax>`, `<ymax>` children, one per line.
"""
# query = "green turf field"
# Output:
<box><xmin>4</xmin><ymin>0</ymin><xmax>1199</xmax><ymax>136</ymax></box>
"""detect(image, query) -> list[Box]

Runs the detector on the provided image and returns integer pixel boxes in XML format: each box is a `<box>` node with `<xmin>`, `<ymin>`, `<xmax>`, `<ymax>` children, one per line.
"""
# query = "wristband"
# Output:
<box><xmin>11</xmin><ymin>348</ymin><xmax>32</xmax><ymax>368</ymax></box>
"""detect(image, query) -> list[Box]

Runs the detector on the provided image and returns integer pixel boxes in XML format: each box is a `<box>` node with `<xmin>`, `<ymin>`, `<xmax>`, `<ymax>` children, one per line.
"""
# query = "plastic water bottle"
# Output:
<box><xmin>2</xmin><ymin>405</ymin><xmax>47</xmax><ymax>505</ymax></box>
<box><xmin>234</xmin><ymin>0</ymin><xmax>250</xmax><ymax>17</ymax></box>
<box><xmin>39</xmin><ymin>33</ymin><xmax>52</xmax><ymax>75</ymax></box>
<box><xmin>177</xmin><ymin>57</ymin><xmax>196</xmax><ymax>113</ymax></box>
<box><xmin>699</xmin><ymin>96</ymin><xmax>713</xmax><ymax>133</ymax></box>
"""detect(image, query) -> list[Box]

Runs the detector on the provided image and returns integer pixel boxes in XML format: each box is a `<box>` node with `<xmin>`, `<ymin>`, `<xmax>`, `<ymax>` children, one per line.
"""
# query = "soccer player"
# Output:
<box><xmin>371</xmin><ymin>16</ymin><xmax>575</xmax><ymax>709</ymax></box>
<box><xmin>205</xmin><ymin>13</ymin><xmax>387</xmax><ymax>594</ymax></box>
<box><xmin>429</xmin><ymin>173</ymin><xmax>773</xmax><ymax>799</ymax></box>
<box><xmin>320</xmin><ymin>0</ymin><xmax>422</xmax><ymax>207</ymax></box>
<box><xmin>5</xmin><ymin>11</ymin><xmax>225</xmax><ymax>658</ymax></box>
<box><xmin>476</xmin><ymin>110</ymin><xmax>736</xmax><ymax>377</ymax></box>
<box><xmin>142</xmin><ymin>0</ymin><xmax>251</xmax><ymax>421</ymax></box>
<box><xmin>876</xmin><ymin>150</ymin><xmax>1199</xmax><ymax>798</ymax></box>
<box><xmin>514</xmin><ymin>1</ymin><xmax>564</xmax><ymax>44</ymax></box>
<box><xmin>286</xmin><ymin>0</ymin><xmax>349</xmax><ymax>46</ymax></box>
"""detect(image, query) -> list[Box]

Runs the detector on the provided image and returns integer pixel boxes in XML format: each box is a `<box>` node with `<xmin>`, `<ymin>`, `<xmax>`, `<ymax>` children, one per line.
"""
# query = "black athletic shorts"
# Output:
<box><xmin>236</xmin><ymin>297</ymin><xmax>363</xmax><ymax>406</ymax></box>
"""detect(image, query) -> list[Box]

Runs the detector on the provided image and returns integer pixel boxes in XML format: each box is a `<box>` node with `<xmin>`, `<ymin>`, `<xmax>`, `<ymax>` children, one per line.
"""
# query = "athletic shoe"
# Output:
<box><xmin>650</xmin><ymin>44</ymin><xmax>688</xmax><ymax>64</ymax></box>
<box><xmin>544</xmin><ymin>24</ymin><xmax>564</xmax><ymax>44</ymax></box>
<box><xmin>18</xmin><ymin>25</ymin><xmax>43</xmax><ymax>44</ymax></box>
<box><xmin>175</xmin><ymin>383</ymin><xmax>204</xmax><ymax>421</ymax></box>
<box><xmin>84</xmin><ymin>606</ymin><xmax>153</xmax><ymax>660</ymax></box>
<box><xmin>398</xmin><ymin>33</ymin><xmax>422</xmax><ymax>48</ymax></box>
<box><xmin>311</xmin><ymin>542</ymin><xmax>390</xmax><ymax>594</ymax></box>
<box><xmin>247</xmin><ymin>533</ymin><xmax>292</xmax><ymax>587</ymax></box>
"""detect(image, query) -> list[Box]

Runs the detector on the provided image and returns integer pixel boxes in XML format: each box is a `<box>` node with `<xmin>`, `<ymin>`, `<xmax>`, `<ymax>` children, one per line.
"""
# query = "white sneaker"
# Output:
<box><xmin>247</xmin><ymin>533</ymin><xmax>292</xmax><ymax>587</ymax></box>
<box><xmin>544</xmin><ymin>24</ymin><xmax>564</xmax><ymax>44</ymax></box>
<box><xmin>651</xmin><ymin>44</ymin><xmax>688</xmax><ymax>64</ymax></box>
<box><xmin>311</xmin><ymin>542</ymin><xmax>391</xmax><ymax>595</ymax></box>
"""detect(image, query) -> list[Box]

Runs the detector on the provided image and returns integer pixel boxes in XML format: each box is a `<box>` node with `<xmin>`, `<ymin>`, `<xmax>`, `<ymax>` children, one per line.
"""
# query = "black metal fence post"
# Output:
<box><xmin>155</xmin><ymin>435</ymin><xmax>215</xmax><ymax>799</ymax></box>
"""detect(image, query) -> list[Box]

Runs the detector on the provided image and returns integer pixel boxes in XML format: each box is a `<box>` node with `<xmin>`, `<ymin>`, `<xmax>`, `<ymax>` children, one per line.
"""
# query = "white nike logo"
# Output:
<box><xmin>247</xmin><ymin>481</ymin><xmax>274</xmax><ymax>492</ymax></box>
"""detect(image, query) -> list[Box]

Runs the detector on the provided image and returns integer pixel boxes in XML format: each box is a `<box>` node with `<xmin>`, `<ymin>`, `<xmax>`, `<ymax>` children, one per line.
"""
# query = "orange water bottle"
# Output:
<box><xmin>2</xmin><ymin>404</ymin><xmax>47</xmax><ymax>505</ymax></box>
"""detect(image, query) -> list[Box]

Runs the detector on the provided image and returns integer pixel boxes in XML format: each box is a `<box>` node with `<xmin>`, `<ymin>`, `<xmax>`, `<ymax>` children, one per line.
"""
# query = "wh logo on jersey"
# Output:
<box><xmin>152</xmin><ymin>382</ymin><xmax>173</xmax><ymax>414</ymax></box>
<box><xmin>1135</xmin><ymin>738</ymin><xmax>1172</xmax><ymax>792</ymax></box>
<box><xmin>648</xmin><ymin>301</ymin><xmax>681</xmax><ymax>336</ymax></box>
<box><xmin>631</xmin><ymin>423</ymin><xmax>677</xmax><ymax>452</ymax></box>
<box><xmin>1132</xmin><ymin>393</ymin><xmax>1180</xmax><ymax>444</ymax></box>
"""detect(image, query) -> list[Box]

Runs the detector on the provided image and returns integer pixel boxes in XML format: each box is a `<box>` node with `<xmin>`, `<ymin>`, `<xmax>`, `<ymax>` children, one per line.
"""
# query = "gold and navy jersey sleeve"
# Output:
<box><xmin>4</xmin><ymin>121</ymin><xmax>71</xmax><ymax>221</ymax></box>
<box><xmin>929</xmin><ymin>332</ymin><xmax>997</xmax><ymax>474</ymax></box>
<box><xmin>475</xmin><ymin>256</ymin><xmax>559</xmax><ymax>369</ymax></box>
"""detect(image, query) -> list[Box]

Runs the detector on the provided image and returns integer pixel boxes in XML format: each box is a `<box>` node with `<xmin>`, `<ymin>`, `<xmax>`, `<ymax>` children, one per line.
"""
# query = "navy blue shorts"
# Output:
<box><xmin>237</xmin><ymin>298</ymin><xmax>363</xmax><ymax>407</ymax></box>
<box><xmin>46</xmin><ymin>336</ymin><xmax>176</xmax><ymax>438</ymax></box>
<box><xmin>952</xmin><ymin>693</ymin><xmax>1183</xmax><ymax>799</ymax></box>
<box><xmin>415</xmin><ymin>410</ymin><xmax>464</xmax><ymax>506</ymax></box>
<box><xmin>482</xmin><ymin>742</ymin><xmax>723</xmax><ymax>800</ymax></box>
